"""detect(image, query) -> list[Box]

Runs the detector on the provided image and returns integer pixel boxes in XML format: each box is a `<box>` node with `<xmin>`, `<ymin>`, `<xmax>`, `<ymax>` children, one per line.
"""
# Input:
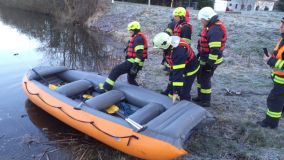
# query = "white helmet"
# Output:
<box><xmin>153</xmin><ymin>32</ymin><xmax>172</xmax><ymax>50</ymax></box>
<box><xmin>198</xmin><ymin>7</ymin><xmax>217</xmax><ymax>21</ymax></box>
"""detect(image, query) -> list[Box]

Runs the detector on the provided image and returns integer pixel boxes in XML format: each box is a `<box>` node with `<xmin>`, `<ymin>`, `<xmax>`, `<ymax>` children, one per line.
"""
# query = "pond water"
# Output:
<box><xmin>0</xmin><ymin>7</ymin><xmax>131</xmax><ymax>160</ymax></box>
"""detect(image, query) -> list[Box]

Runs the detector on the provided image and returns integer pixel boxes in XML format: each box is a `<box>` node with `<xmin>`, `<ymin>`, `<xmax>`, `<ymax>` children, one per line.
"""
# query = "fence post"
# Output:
<box><xmin>148</xmin><ymin>0</ymin><xmax>151</xmax><ymax>6</ymax></box>
<box><xmin>112</xmin><ymin>0</ymin><xmax>114</xmax><ymax>3</ymax></box>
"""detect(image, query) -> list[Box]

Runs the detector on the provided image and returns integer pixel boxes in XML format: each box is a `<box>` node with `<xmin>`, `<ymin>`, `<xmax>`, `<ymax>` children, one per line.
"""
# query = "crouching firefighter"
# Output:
<box><xmin>257</xmin><ymin>17</ymin><xmax>284</xmax><ymax>129</ymax></box>
<box><xmin>153</xmin><ymin>32</ymin><xmax>199</xmax><ymax>103</ymax></box>
<box><xmin>192</xmin><ymin>7</ymin><xmax>227</xmax><ymax>107</ymax></box>
<box><xmin>96</xmin><ymin>21</ymin><xmax>148</xmax><ymax>93</ymax></box>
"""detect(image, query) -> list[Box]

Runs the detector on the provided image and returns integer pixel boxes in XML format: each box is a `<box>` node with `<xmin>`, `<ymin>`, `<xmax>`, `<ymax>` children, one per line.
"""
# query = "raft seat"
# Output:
<box><xmin>128</xmin><ymin>102</ymin><xmax>166</xmax><ymax>125</ymax></box>
<box><xmin>56</xmin><ymin>80</ymin><xmax>93</xmax><ymax>97</ymax></box>
<box><xmin>85</xmin><ymin>90</ymin><xmax>125</xmax><ymax>111</ymax></box>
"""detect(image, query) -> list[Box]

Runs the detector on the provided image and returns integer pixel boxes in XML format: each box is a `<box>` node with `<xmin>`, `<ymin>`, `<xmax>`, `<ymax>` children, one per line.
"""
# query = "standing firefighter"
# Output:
<box><xmin>192</xmin><ymin>7</ymin><xmax>227</xmax><ymax>107</ymax></box>
<box><xmin>172</xmin><ymin>7</ymin><xmax>192</xmax><ymax>45</ymax></box>
<box><xmin>96</xmin><ymin>21</ymin><xmax>148</xmax><ymax>93</ymax></box>
<box><xmin>153</xmin><ymin>32</ymin><xmax>199</xmax><ymax>103</ymax></box>
<box><xmin>258</xmin><ymin>17</ymin><xmax>284</xmax><ymax>129</ymax></box>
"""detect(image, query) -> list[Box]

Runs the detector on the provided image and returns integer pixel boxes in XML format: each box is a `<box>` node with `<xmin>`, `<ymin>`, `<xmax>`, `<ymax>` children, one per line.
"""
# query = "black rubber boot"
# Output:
<box><xmin>192</xmin><ymin>97</ymin><xmax>202</xmax><ymax>102</ymax></box>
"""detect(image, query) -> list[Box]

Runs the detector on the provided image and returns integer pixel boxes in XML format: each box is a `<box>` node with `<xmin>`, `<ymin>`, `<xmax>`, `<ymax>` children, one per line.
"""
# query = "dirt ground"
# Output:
<box><xmin>88</xmin><ymin>2</ymin><xmax>284</xmax><ymax>160</ymax></box>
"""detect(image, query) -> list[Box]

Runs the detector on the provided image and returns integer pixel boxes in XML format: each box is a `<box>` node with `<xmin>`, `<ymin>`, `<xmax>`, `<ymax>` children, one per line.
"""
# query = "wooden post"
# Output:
<box><xmin>112</xmin><ymin>0</ymin><xmax>114</xmax><ymax>3</ymax></box>
<box><xmin>148</xmin><ymin>0</ymin><xmax>151</xmax><ymax>6</ymax></box>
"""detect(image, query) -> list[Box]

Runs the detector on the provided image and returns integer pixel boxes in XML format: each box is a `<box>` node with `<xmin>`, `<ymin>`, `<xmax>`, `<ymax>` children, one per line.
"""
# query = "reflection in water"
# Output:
<box><xmin>25</xmin><ymin>100</ymin><xmax>135</xmax><ymax>159</ymax></box>
<box><xmin>0</xmin><ymin>7</ymin><xmax>125</xmax><ymax>73</ymax></box>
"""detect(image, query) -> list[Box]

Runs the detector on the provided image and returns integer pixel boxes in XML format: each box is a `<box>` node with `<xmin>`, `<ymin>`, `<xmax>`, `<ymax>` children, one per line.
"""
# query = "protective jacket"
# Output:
<box><xmin>173</xmin><ymin>20</ymin><xmax>192</xmax><ymax>45</ymax></box>
<box><xmin>164</xmin><ymin>39</ymin><xmax>198</xmax><ymax>93</ymax></box>
<box><xmin>127</xmin><ymin>32</ymin><xmax>148</xmax><ymax>66</ymax></box>
<box><xmin>267</xmin><ymin>34</ymin><xmax>284</xmax><ymax>84</ymax></box>
<box><xmin>198</xmin><ymin>15</ymin><xmax>227</xmax><ymax>67</ymax></box>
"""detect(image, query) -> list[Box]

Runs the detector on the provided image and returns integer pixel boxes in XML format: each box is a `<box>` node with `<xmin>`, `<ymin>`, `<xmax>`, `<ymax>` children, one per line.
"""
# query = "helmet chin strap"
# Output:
<box><xmin>170</xmin><ymin>36</ymin><xmax>180</xmax><ymax>48</ymax></box>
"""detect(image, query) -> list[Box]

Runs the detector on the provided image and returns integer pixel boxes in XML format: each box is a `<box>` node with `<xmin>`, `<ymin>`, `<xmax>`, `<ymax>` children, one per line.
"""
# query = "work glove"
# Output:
<box><xmin>130</xmin><ymin>63</ymin><xmax>139</xmax><ymax>75</ymax></box>
<box><xmin>172</xmin><ymin>93</ymin><xmax>180</xmax><ymax>104</ymax></box>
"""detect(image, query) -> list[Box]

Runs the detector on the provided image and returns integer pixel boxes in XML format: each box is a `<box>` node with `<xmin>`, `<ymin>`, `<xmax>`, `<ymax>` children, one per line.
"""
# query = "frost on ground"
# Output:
<box><xmin>89</xmin><ymin>2</ymin><xmax>284</xmax><ymax>159</ymax></box>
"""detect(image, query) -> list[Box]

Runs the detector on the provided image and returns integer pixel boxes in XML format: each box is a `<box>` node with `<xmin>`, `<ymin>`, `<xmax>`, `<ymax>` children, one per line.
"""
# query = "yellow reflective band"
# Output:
<box><xmin>209</xmin><ymin>41</ymin><xmax>221</xmax><ymax>48</ymax></box>
<box><xmin>197</xmin><ymin>83</ymin><xmax>201</xmax><ymax>88</ymax></box>
<box><xmin>276</xmin><ymin>60</ymin><xmax>284</xmax><ymax>70</ymax></box>
<box><xmin>266</xmin><ymin>109</ymin><xmax>282</xmax><ymax>118</ymax></box>
<box><xmin>138</xmin><ymin>61</ymin><xmax>144</xmax><ymax>67</ymax></box>
<box><xmin>279</xmin><ymin>61</ymin><xmax>284</xmax><ymax>69</ymax></box>
<box><xmin>127</xmin><ymin>58</ymin><xmax>135</xmax><ymax>63</ymax></box>
<box><xmin>134</xmin><ymin>58</ymin><xmax>141</xmax><ymax>63</ymax></box>
<box><xmin>215</xmin><ymin>57</ymin><xmax>223</xmax><ymax>64</ymax></box>
<box><xmin>186</xmin><ymin>65</ymin><xmax>200</xmax><ymax>76</ymax></box>
<box><xmin>99</xmin><ymin>83</ymin><xmax>104</xmax><ymax>89</ymax></box>
<box><xmin>134</xmin><ymin>45</ymin><xmax>144</xmax><ymax>52</ymax></box>
<box><xmin>182</xmin><ymin>38</ymin><xmax>192</xmax><ymax>44</ymax></box>
<box><xmin>173</xmin><ymin>82</ymin><xmax>184</xmax><ymax>86</ymax></box>
<box><xmin>168</xmin><ymin>94</ymin><xmax>173</xmax><ymax>98</ymax></box>
<box><xmin>173</xmin><ymin>64</ymin><xmax>186</xmax><ymax>70</ymax></box>
<box><xmin>273</xmin><ymin>75</ymin><xmax>284</xmax><ymax>84</ymax></box>
<box><xmin>106</xmin><ymin>78</ymin><xmax>115</xmax><ymax>86</ymax></box>
<box><xmin>200</xmin><ymin>60</ymin><xmax>206</xmax><ymax>65</ymax></box>
<box><xmin>165</xmin><ymin>28</ymin><xmax>173</xmax><ymax>35</ymax></box>
<box><xmin>201</xmin><ymin>88</ymin><xmax>212</xmax><ymax>94</ymax></box>
<box><xmin>209</xmin><ymin>54</ymin><xmax>218</xmax><ymax>61</ymax></box>
<box><xmin>275</xmin><ymin>59</ymin><xmax>281</xmax><ymax>69</ymax></box>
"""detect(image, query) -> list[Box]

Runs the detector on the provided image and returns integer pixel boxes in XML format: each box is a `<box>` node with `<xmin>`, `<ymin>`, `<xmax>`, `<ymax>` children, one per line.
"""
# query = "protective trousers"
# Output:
<box><xmin>263</xmin><ymin>83</ymin><xmax>284</xmax><ymax>128</ymax></box>
<box><xmin>180</xmin><ymin>74</ymin><xmax>196</xmax><ymax>101</ymax></box>
<box><xmin>196</xmin><ymin>65</ymin><xmax>216</xmax><ymax>102</ymax></box>
<box><xmin>103</xmin><ymin>61</ymin><xmax>139</xmax><ymax>91</ymax></box>
<box><xmin>163</xmin><ymin>67</ymin><xmax>197</xmax><ymax>101</ymax></box>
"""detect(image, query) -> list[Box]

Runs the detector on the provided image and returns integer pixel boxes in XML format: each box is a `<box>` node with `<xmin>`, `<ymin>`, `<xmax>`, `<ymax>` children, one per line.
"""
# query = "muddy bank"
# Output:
<box><xmin>0</xmin><ymin>0</ymin><xmax>108</xmax><ymax>24</ymax></box>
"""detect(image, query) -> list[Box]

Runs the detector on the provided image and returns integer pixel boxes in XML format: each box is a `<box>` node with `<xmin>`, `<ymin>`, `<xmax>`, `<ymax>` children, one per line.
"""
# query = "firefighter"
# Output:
<box><xmin>161</xmin><ymin>7</ymin><xmax>192</xmax><ymax>94</ymax></box>
<box><xmin>172</xmin><ymin>7</ymin><xmax>192</xmax><ymax>45</ymax></box>
<box><xmin>96</xmin><ymin>21</ymin><xmax>148</xmax><ymax>93</ymax></box>
<box><xmin>192</xmin><ymin>7</ymin><xmax>227</xmax><ymax>107</ymax></box>
<box><xmin>153</xmin><ymin>32</ymin><xmax>199</xmax><ymax>103</ymax></box>
<box><xmin>257</xmin><ymin>17</ymin><xmax>284</xmax><ymax>129</ymax></box>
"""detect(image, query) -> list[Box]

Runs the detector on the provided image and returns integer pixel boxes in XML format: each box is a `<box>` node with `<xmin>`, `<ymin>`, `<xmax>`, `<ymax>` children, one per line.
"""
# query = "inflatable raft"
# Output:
<box><xmin>22</xmin><ymin>66</ymin><xmax>208</xmax><ymax>160</ymax></box>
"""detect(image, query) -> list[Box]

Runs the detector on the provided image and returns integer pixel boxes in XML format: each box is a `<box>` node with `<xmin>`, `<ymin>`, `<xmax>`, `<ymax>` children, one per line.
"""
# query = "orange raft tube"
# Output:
<box><xmin>22</xmin><ymin>66</ymin><xmax>208</xmax><ymax>159</ymax></box>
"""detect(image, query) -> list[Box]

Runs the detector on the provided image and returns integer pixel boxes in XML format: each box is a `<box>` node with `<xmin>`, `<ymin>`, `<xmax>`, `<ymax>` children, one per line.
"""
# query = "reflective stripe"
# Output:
<box><xmin>168</xmin><ymin>94</ymin><xmax>173</xmax><ymax>98</ymax></box>
<box><xmin>209</xmin><ymin>54</ymin><xmax>218</xmax><ymax>60</ymax></box>
<box><xmin>99</xmin><ymin>83</ymin><xmax>104</xmax><ymax>89</ymax></box>
<box><xmin>138</xmin><ymin>61</ymin><xmax>144</xmax><ymax>67</ymax></box>
<box><xmin>134</xmin><ymin>58</ymin><xmax>141</xmax><ymax>63</ymax></box>
<box><xmin>106</xmin><ymin>78</ymin><xmax>115</xmax><ymax>86</ymax></box>
<box><xmin>275</xmin><ymin>59</ymin><xmax>284</xmax><ymax>70</ymax></box>
<box><xmin>273</xmin><ymin>75</ymin><xmax>284</xmax><ymax>84</ymax></box>
<box><xmin>201</xmin><ymin>88</ymin><xmax>212</xmax><ymax>94</ymax></box>
<box><xmin>200</xmin><ymin>60</ymin><xmax>206</xmax><ymax>65</ymax></box>
<box><xmin>275</xmin><ymin>59</ymin><xmax>281</xmax><ymax>69</ymax></box>
<box><xmin>279</xmin><ymin>61</ymin><xmax>284</xmax><ymax>69</ymax></box>
<box><xmin>128</xmin><ymin>58</ymin><xmax>143</xmax><ymax>66</ymax></box>
<box><xmin>182</xmin><ymin>38</ymin><xmax>192</xmax><ymax>44</ymax></box>
<box><xmin>266</xmin><ymin>109</ymin><xmax>282</xmax><ymax>118</ymax></box>
<box><xmin>209</xmin><ymin>41</ymin><xmax>221</xmax><ymax>48</ymax></box>
<box><xmin>197</xmin><ymin>83</ymin><xmax>201</xmax><ymax>88</ymax></box>
<box><xmin>134</xmin><ymin>45</ymin><xmax>144</xmax><ymax>52</ymax></box>
<box><xmin>165</xmin><ymin>28</ymin><xmax>173</xmax><ymax>35</ymax></box>
<box><xmin>173</xmin><ymin>64</ymin><xmax>186</xmax><ymax>69</ymax></box>
<box><xmin>173</xmin><ymin>82</ymin><xmax>184</xmax><ymax>86</ymax></box>
<box><xmin>215</xmin><ymin>57</ymin><xmax>223</xmax><ymax>64</ymax></box>
<box><xmin>186</xmin><ymin>65</ymin><xmax>200</xmax><ymax>76</ymax></box>
<box><xmin>127</xmin><ymin>58</ymin><xmax>135</xmax><ymax>63</ymax></box>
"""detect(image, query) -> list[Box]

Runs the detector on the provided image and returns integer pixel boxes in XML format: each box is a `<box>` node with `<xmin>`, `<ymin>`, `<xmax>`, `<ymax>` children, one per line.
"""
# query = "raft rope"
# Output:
<box><xmin>24</xmin><ymin>82</ymin><xmax>139</xmax><ymax>146</ymax></box>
